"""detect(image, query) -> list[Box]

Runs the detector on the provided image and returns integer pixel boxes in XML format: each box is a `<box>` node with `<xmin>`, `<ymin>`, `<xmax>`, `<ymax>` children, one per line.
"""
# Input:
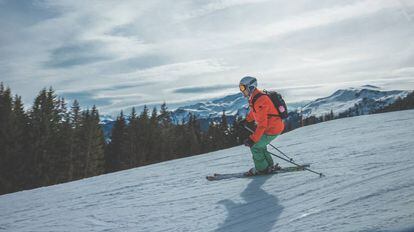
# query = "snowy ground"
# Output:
<box><xmin>1</xmin><ymin>110</ymin><xmax>414</xmax><ymax>232</ymax></box>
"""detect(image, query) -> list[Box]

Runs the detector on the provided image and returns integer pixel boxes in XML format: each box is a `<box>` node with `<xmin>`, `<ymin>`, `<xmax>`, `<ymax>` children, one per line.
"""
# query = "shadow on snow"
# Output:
<box><xmin>215</xmin><ymin>176</ymin><xmax>283</xmax><ymax>232</ymax></box>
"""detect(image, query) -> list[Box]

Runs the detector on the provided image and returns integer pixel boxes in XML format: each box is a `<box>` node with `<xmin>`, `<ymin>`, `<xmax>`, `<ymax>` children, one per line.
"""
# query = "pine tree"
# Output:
<box><xmin>106</xmin><ymin>111</ymin><xmax>128</xmax><ymax>171</ymax></box>
<box><xmin>83</xmin><ymin>106</ymin><xmax>105</xmax><ymax>177</ymax></box>
<box><xmin>10</xmin><ymin>95</ymin><xmax>30</xmax><ymax>191</ymax></box>
<box><xmin>159</xmin><ymin>102</ymin><xmax>171</xmax><ymax>128</ymax></box>
<box><xmin>207</xmin><ymin>120</ymin><xmax>225</xmax><ymax>151</ymax></box>
<box><xmin>172</xmin><ymin>123</ymin><xmax>186</xmax><ymax>158</ymax></box>
<box><xmin>139</xmin><ymin>105</ymin><xmax>152</xmax><ymax>164</ymax></box>
<box><xmin>220</xmin><ymin>110</ymin><xmax>229</xmax><ymax>147</ymax></box>
<box><xmin>185</xmin><ymin>114</ymin><xmax>201</xmax><ymax>156</ymax></box>
<box><xmin>0</xmin><ymin>86</ymin><xmax>16</xmax><ymax>193</ymax></box>
<box><xmin>46</xmin><ymin>88</ymin><xmax>64</xmax><ymax>185</ymax></box>
<box><xmin>70</xmin><ymin>100</ymin><xmax>81</xmax><ymax>126</ymax></box>
<box><xmin>158</xmin><ymin>103</ymin><xmax>173</xmax><ymax>161</ymax></box>
<box><xmin>67</xmin><ymin>100</ymin><xmax>81</xmax><ymax>179</ymax></box>
<box><xmin>128</xmin><ymin>107</ymin><xmax>140</xmax><ymax>166</ymax></box>
<box><xmin>29</xmin><ymin>88</ymin><xmax>61</xmax><ymax>186</ymax></box>
<box><xmin>53</xmin><ymin>97</ymin><xmax>72</xmax><ymax>183</ymax></box>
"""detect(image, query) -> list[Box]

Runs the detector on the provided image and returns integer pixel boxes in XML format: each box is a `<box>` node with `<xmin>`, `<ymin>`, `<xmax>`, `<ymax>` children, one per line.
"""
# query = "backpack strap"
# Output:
<box><xmin>267</xmin><ymin>114</ymin><xmax>280</xmax><ymax>118</ymax></box>
<box><xmin>250</xmin><ymin>93</ymin><xmax>265</xmax><ymax>113</ymax></box>
<box><xmin>250</xmin><ymin>92</ymin><xmax>281</xmax><ymax>118</ymax></box>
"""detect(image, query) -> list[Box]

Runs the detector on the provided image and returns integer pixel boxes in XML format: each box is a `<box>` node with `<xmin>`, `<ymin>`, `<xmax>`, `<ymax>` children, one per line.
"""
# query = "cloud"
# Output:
<box><xmin>123</xmin><ymin>59</ymin><xmax>235</xmax><ymax>81</ymax></box>
<box><xmin>1</xmin><ymin>0</ymin><xmax>413</xmax><ymax>115</ymax></box>
<box><xmin>97</xmin><ymin>55</ymin><xmax>170</xmax><ymax>74</ymax></box>
<box><xmin>172</xmin><ymin>84</ymin><xmax>235</xmax><ymax>94</ymax></box>
<box><xmin>60</xmin><ymin>91</ymin><xmax>112</xmax><ymax>108</ymax></box>
<box><xmin>45</xmin><ymin>41</ymin><xmax>113</xmax><ymax>68</ymax></box>
<box><xmin>0</xmin><ymin>0</ymin><xmax>58</xmax><ymax>27</ymax></box>
<box><xmin>175</xmin><ymin>0</ymin><xmax>269</xmax><ymax>22</ymax></box>
<box><xmin>97</xmin><ymin>83</ymin><xmax>153</xmax><ymax>92</ymax></box>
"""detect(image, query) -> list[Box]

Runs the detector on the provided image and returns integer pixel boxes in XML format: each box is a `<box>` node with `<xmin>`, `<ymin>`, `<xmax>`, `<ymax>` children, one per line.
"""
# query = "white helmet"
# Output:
<box><xmin>239</xmin><ymin>76</ymin><xmax>257</xmax><ymax>96</ymax></box>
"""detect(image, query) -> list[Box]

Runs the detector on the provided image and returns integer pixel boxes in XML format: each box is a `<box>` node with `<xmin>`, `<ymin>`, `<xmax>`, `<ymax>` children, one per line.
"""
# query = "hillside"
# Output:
<box><xmin>1</xmin><ymin>110</ymin><xmax>414</xmax><ymax>232</ymax></box>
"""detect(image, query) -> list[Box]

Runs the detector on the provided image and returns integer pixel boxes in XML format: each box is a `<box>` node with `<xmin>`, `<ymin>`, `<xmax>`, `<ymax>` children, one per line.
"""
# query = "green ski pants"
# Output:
<box><xmin>250</xmin><ymin>134</ymin><xmax>279</xmax><ymax>172</ymax></box>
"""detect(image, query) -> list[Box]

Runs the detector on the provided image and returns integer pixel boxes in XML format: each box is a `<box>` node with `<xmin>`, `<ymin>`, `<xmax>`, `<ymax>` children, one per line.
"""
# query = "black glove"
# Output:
<box><xmin>243</xmin><ymin>137</ymin><xmax>255</xmax><ymax>147</ymax></box>
<box><xmin>240</xmin><ymin>119</ymin><xmax>247</xmax><ymax>126</ymax></box>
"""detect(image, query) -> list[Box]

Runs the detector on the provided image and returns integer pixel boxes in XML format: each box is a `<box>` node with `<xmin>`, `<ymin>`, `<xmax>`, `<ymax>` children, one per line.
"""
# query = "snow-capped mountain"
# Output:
<box><xmin>171</xmin><ymin>85</ymin><xmax>410</xmax><ymax>122</ymax></box>
<box><xmin>99</xmin><ymin>115</ymin><xmax>115</xmax><ymax>142</ymax></box>
<box><xmin>170</xmin><ymin>93</ymin><xmax>247</xmax><ymax>124</ymax></box>
<box><xmin>170</xmin><ymin>92</ymin><xmax>308</xmax><ymax>124</ymax></box>
<box><xmin>98</xmin><ymin>85</ymin><xmax>410</xmax><ymax>138</ymax></box>
<box><xmin>2</xmin><ymin>110</ymin><xmax>414</xmax><ymax>231</ymax></box>
<box><xmin>99</xmin><ymin>115</ymin><xmax>115</xmax><ymax>125</ymax></box>
<box><xmin>300</xmin><ymin>85</ymin><xmax>409</xmax><ymax>118</ymax></box>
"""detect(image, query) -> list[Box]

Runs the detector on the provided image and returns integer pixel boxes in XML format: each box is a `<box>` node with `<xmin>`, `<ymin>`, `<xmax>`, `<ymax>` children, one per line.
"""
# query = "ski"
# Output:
<box><xmin>206</xmin><ymin>164</ymin><xmax>310</xmax><ymax>181</ymax></box>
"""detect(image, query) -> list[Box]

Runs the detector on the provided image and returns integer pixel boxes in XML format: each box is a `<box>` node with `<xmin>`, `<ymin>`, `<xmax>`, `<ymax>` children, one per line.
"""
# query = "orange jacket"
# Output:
<box><xmin>246</xmin><ymin>89</ymin><xmax>285</xmax><ymax>142</ymax></box>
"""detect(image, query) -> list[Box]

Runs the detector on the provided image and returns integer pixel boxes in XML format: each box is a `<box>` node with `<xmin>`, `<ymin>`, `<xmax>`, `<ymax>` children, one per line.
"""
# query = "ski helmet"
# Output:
<box><xmin>239</xmin><ymin>76</ymin><xmax>257</xmax><ymax>96</ymax></box>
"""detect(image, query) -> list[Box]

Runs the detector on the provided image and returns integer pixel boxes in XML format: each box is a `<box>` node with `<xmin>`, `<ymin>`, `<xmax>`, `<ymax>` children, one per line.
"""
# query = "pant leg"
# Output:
<box><xmin>262</xmin><ymin>134</ymin><xmax>278</xmax><ymax>167</ymax></box>
<box><xmin>250</xmin><ymin>134</ymin><xmax>279</xmax><ymax>171</ymax></box>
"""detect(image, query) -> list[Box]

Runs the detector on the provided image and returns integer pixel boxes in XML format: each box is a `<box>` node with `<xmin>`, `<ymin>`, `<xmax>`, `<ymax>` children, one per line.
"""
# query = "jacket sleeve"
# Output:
<box><xmin>249</xmin><ymin>97</ymin><xmax>269</xmax><ymax>143</ymax></box>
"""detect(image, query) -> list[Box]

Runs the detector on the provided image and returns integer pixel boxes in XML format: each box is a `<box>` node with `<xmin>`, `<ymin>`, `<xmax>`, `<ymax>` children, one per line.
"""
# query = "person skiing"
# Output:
<box><xmin>239</xmin><ymin>76</ymin><xmax>285</xmax><ymax>176</ymax></box>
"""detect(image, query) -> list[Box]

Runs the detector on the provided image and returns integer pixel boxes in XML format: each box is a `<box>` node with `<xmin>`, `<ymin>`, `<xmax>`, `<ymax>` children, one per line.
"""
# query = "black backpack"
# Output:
<box><xmin>251</xmin><ymin>90</ymin><xmax>288</xmax><ymax>119</ymax></box>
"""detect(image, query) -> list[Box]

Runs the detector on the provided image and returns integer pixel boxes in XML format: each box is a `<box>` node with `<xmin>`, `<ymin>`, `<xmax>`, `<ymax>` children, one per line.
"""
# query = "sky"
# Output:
<box><xmin>1</xmin><ymin>0</ymin><xmax>414</xmax><ymax>116</ymax></box>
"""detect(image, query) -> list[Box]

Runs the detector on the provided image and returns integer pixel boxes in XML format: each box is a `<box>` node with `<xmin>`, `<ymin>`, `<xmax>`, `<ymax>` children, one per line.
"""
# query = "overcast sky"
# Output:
<box><xmin>1</xmin><ymin>0</ymin><xmax>414</xmax><ymax>115</ymax></box>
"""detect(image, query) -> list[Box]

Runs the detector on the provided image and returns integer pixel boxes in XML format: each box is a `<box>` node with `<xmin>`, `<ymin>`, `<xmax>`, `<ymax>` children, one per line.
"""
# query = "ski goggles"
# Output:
<box><xmin>239</xmin><ymin>84</ymin><xmax>247</xmax><ymax>92</ymax></box>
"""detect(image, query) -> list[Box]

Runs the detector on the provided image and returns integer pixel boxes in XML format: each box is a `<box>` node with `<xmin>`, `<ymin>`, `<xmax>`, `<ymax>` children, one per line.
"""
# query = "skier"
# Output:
<box><xmin>239</xmin><ymin>76</ymin><xmax>285</xmax><ymax>176</ymax></box>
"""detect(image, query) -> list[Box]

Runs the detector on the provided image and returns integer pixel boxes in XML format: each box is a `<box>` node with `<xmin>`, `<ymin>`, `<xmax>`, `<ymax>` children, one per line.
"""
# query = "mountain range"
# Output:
<box><xmin>100</xmin><ymin>85</ymin><xmax>411</xmax><ymax>137</ymax></box>
<box><xmin>300</xmin><ymin>85</ymin><xmax>409</xmax><ymax>118</ymax></box>
<box><xmin>169</xmin><ymin>85</ymin><xmax>409</xmax><ymax>123</ymax></box>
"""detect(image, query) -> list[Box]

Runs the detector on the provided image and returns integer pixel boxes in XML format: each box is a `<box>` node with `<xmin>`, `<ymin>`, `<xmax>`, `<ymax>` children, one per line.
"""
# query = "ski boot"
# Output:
<box><xmin>245</xmin><ymin>164</ymin><xmax>279</xmax><ymax>176</ymax></box>
<box><xmin>245</xmin><ymin>167</ymin><xmax>258</xmax><ymax>176</ymax></box>
<box><xmin>273</xmin><ymin>163</ymin><xmax>282</xmax><ymax>171</ymax></box>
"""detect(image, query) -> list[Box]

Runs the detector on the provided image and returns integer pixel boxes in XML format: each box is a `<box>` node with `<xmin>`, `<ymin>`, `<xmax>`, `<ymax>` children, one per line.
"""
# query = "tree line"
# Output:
<box><xmin>374</xmin><ymin>91</ymin><xmax>414</xmax><ymax>114</ymax></box>
<box><xmin>0</xmin><ymin>83</ymin><xmax>105</xmax><ymax>195</ymax></box>
<box><xmin>105</xmin><ymin>105</ymin><xmax>252</xmax><ymax>172</ymax></box>
<box><xmin>0</xmin><ymin>83</ymin><xmax>250</xmax><ymax>195</ymax></box>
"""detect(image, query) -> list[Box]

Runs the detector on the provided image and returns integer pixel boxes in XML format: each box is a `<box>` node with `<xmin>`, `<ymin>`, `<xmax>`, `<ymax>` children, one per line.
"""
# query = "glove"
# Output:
<box><xmin>243</xmin><ymin>137</ymin><xmax>255</xmax><ymax>147</ymax></box>
<box><xmin>240</xmin><ymin>119</ymin><xmax>247</xmax><ymax>127</ymax></box>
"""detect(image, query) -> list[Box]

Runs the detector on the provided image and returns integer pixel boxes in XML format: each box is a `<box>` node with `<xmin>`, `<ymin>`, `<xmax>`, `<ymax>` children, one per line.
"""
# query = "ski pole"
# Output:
<box><xmin>243</xmin><ymin>125</ymin><xmax>294</xmax><ymax>161</ymax></box>
<box><xmin>267</xmin><ymin>150</ymin><xmax>324</xmax><ymax>177</ymax></box>
<box><xmin>243</xmin><ymin>125</ymin><xmax>324</xmax><ymax>177</ymax></box>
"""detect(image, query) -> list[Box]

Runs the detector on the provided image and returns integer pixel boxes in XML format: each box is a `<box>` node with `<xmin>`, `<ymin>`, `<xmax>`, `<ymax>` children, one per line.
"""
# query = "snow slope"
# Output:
<box><xmin>1</xmin><ymin>110</ymin><xmax>414</xmax><ymax>232</ymax></box>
